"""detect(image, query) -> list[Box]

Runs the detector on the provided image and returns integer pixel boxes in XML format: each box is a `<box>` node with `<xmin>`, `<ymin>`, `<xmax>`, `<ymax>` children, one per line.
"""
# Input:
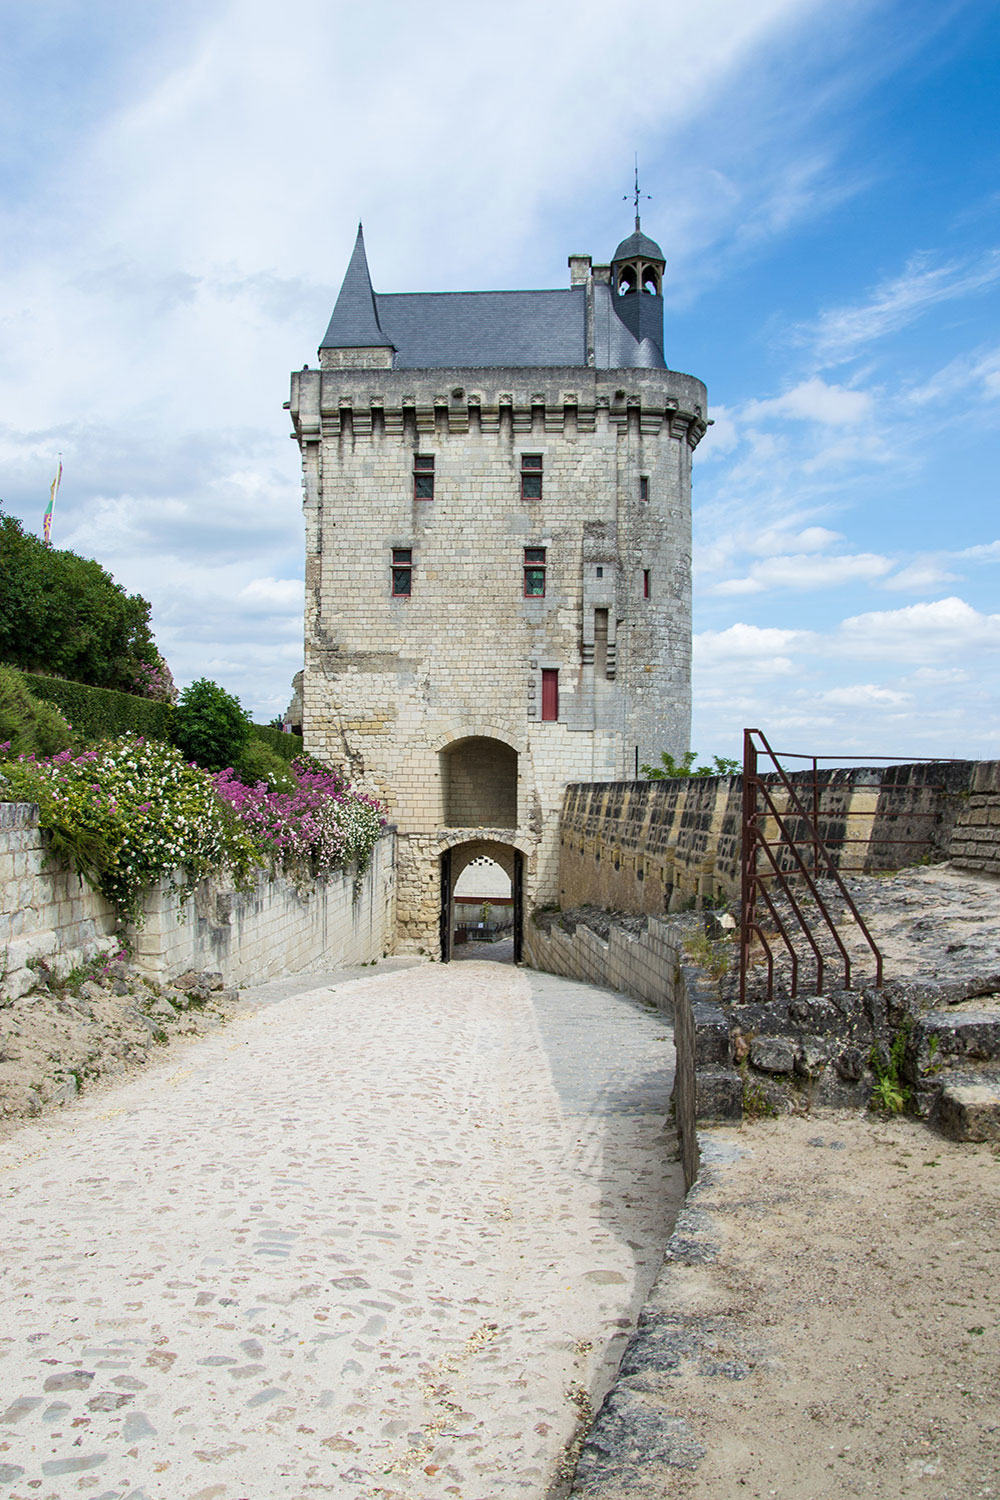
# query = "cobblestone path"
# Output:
<box><xmin>0</xmin><ymin>961</ymin><xmax>680</xmax><ymax>1500</ymax></box>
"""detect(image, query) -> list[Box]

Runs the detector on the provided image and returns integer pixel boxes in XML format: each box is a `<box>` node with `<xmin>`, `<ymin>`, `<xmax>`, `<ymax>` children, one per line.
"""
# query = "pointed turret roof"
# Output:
<box><xmin>320</xmin><ymin>224</ymin><xmax>393</xmax><ymax>350</ymax></box>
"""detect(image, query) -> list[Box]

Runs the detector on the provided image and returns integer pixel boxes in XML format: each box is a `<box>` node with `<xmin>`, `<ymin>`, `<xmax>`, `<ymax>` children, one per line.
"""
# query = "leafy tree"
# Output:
<box><xmin>0</xmin><ymin>508</ymin><xmax>160</xmax><ymax>691</ymax></box>
<box><xmin>172</xmin><ymin>678</ymin><xmax>252</xmax><ymax>771</ymax></box>
<box><xmin>641</xmin><ymin>749</ymin><xmax>741</xmax><ymax>780</ymax></box>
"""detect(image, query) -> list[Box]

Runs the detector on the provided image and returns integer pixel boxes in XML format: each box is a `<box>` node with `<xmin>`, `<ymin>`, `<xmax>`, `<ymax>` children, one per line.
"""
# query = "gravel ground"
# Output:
<box><xmin>0</xmin><ymin>960</ymin><xmax>682</xmax><ymax>1499</ymax></box>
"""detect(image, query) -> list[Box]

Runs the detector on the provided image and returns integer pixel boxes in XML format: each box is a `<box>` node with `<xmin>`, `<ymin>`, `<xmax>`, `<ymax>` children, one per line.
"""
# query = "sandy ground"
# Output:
<box><xmin>619</xmin><ymin>1112</ymin><xmax>1000</xmax><ymax>1500</ymax></box>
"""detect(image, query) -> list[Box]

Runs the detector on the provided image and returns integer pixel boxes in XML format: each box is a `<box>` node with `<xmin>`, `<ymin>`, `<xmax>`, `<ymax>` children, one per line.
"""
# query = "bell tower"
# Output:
<box><xmin>609</xmin><ymin>227</ymin><xmax>666</xmax><ymax>363</ymax></box>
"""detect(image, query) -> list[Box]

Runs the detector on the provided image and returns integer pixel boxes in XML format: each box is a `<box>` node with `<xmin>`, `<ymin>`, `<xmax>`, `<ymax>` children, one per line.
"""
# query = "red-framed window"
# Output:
<box><xmin>521</xmin><ymin>453</ymin><xmax>542</xmax><ymax>500</ymax></box>
<box><xmin>392</xmin><ymin>548</ymin><xmax>413</xmax><ymax>596</ymax></box>
<box><xmin>541</xmin><ymin>669</ymin><xmax>559</xmax><ymax>722</ymax></box>
<box><xmin>414</xmin><ymin>454</ymin><xmax>434</xmax><ymax>500</ymax></box>
<box><xmin>643</xmin><ymin>569</ymin><xmax>650</xmax><ymax>599</ymax></box>
<box><xmin>524</xmin><ymin>546</ymin><xmax>546</xmax><ymax>597</ymax></box>
<box><xmin>639</xmin><ymin>475</ymin><xmax>649</xmax><ymax>501</ymax></box>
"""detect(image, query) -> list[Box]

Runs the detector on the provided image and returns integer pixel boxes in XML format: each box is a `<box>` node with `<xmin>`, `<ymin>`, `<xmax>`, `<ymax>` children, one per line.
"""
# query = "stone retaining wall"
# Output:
<box><xmin>131</xmin><ymin>831</ymin><xmax>396</xmax><ymax>984</ymax></box>
<box><xmin>525</xmin><ymin>913</ymin><xmax>738</xmax><ymax>1188</ymax></box>
<box><xmin>0</xmin><ymin>802</ymin><xmax>117</xmax><ymax>998</ymax></box>
<box><xmin>0</xmin><ymin>802</ymin><xmax>396</xmax><ymax>993</ymax></box>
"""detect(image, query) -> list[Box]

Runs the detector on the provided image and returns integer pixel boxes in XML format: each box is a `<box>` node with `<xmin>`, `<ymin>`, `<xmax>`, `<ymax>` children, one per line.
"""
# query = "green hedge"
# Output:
<box><xmin>23</xmin><ymin>673</ymin><xmax>175</xmax><ymax>745</ymax></box>
<box><xmin>20</xmin><ymin>672</ymin><xmax>305</xmax><ymax>762</ymax></box>
<box><xmin>250</xmin><ymin>723</ymin><xmax>304</xmax><ymax>762</ymax></box>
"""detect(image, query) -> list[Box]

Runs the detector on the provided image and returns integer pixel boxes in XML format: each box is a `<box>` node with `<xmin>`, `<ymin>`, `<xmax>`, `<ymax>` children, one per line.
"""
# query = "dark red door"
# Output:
<box><xmin>541</xmin><ymin>669</ymin><xmax>558</xmax><ymax>722</ymax></box>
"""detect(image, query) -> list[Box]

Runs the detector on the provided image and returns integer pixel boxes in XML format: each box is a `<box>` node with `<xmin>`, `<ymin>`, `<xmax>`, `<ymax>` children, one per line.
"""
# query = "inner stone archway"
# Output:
<box><xmin>440</xmin><ymin>737</ymin><xmax>518</xmax><ymax>828</ymax></box>
<box><xmin>440</xmin><ymin>840</ymin><xmax>524</xmax><ymax>964</ymax></box>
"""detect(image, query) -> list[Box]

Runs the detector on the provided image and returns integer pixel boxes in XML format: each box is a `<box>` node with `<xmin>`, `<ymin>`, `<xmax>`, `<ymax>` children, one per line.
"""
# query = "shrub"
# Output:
<box><xmin>0</xmin><ymin>735</ymin><xmax>262</xmax><ymax>925</ymax></box>
<box><xmin>641</xmin><ymin>750</ymin><xmax>741</xmax><ymax>780</ymax></box>
<box><xmin>172</xmin><ymin>678</ymin><xmax>251</xmax><ymax>772</ymax></box>
<box><xmin>131</xmin><ymin>652</ymin><xmax>178</xmax><ymax>705</ymax></box>
<box><xmin>249</xmin><ymin>723</ymin><xmax>304</xmax><ymax>762</ymax></box>
<box><xmin>0</xmin><ymin>665</ymin><xmax>74</xmax><ymax>758</ymax></box>
<box><xmin>235</xmin><ymin>738</ymin><xmax>298</xmax><ymax>793</ymax></box>
<box><xmin>23</xmin><ymin>672</ymin><xmax>174</xmax><ymax>746</ymax></box>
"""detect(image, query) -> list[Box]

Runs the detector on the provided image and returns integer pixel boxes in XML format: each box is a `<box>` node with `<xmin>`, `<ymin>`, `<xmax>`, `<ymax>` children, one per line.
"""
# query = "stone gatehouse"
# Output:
<box><xmin>288</xmin><ymin>221</ymin><xmax>707</xmax><ymax>956</ymax></box>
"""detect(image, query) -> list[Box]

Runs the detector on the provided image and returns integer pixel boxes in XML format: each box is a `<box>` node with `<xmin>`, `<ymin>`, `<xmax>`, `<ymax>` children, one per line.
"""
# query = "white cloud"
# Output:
<box><xmin>834</xmin><ymin>597</ymin><xmax>1000</xmax><ymax>661</ymax></box>
<box><xmin>695</xmin><ymin>622</ymin><xmax>806</xmax><ymax>675</ymax></box>
<box><xmin>711</xmin><ymin>549</ymin><xmax>891</xmax><ymax>595</ymax></box>
<box><xmin>745</xmin><ymin>376</ymin><xmax>872</xmax><ymax>425</ymax></box>
<box><xmin>238</xmin><ymin>577</ymin><xmax>303</xmax><ymax>611</ymax></box>
<box><xmin>882</xmin><ymin>561</ymin><xmax>958</xmax><ymax>592</ymax></box>
<box><xmin>804</xmin><ymin>250</ymin><xmax>1000</xmax><ymax>364</ymax></box>
<box><xmin>814</xmin><ymin>684</ymin><xmax>910</xmax><ymax>707</ymax></box>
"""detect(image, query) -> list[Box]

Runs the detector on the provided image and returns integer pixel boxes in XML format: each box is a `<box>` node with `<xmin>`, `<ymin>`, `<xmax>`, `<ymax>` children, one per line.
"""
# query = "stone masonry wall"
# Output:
<box><xmin>0</xmin><ymin>802</ymin><xmax>117</xmax><ymax>999</ymax></box>
<box><xmin>524</xmin><ymin>912</ymin><xmax>732</xmax><ymax>1189</ymax></box>
<box><xmin>949</xmin><ymin>761</ymin><xmax>1000</xmax><ymax>876</ymax></box>
<box><xmin>0</xmin><ymin>802</ymin><xmax>395</xmax><ymax>990</ymax></box>
<box><xmin>131</xmin><ymin>830</ymin><xmax>396</xmax><ymax>984</ymax></box>
<box><xmin>556</xmin><ymin>762</ymin><xmax>976</xmax><ymax>916</ymax></box>
<box><xmin>291</xmin><ymin>365</ymin><xmax>706</xmax><ymax>954</ymax></box>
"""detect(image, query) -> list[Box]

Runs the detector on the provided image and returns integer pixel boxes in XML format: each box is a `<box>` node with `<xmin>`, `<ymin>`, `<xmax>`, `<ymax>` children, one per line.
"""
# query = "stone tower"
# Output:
<box><xmin>288</xmin><ymin>221</ymin><xmax>707</xmax><ymax>958</ymax></box>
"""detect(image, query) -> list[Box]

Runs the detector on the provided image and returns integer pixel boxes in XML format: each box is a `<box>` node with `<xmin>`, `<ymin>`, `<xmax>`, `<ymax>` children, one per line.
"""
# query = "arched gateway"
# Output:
<box><xmin>439</xmin><ymin>840</ymin><xmax>524</xmax><ymax>964</ymax></box>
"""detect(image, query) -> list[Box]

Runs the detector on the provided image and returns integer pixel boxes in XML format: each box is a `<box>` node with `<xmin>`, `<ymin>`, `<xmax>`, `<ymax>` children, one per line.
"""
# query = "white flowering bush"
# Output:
<box><xmin>0</xmin><ymin>735</ymin><xmax>262</xmax><ymax>925</ymax></box>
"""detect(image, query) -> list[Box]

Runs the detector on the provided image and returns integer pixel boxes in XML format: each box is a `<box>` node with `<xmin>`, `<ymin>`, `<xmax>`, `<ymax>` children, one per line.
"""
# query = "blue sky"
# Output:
<box><xmin>1</xmin><ymin>0</ymin><xmax>997</xmax><ymax>757</ymax></box>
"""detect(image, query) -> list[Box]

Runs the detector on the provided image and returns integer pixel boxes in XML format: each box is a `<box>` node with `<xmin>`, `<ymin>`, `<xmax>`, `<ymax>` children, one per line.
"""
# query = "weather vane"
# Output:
<box><xmin>624</xmin><ymin>154</ymin><xmax>651</xmax><ymax>231</ymax></box>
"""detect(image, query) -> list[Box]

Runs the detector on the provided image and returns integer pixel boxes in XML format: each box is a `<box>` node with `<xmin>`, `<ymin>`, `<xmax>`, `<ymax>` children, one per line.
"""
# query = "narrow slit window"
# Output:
<box><xmin>414</xmin><ymin>454</ymin><xmax>434</xmax><ymax>500</ymax></box>
<box><xmin>524</xmin><ymin>546</ymin><xmax>546</xmax><ymax>597</ymax></box>
<box><xmin>643</xmin><ymin>569</ymin><xmax>650</xmax><ymax>599</ymax></box>
<box><xmin>392</xmin><ymin>548</ymin><xmax>413</xmax><ymax>597</ymax></box>
<box><xmin>639</xmin><ymin>475</ymin><xmax>649</xmax><ymax>501</ymax></box>
<box><xmin>541</xmin><ymin>668</ymin><xmax>559</xmax><ymax>722</ymax></box>
<box><xmin>521</xmin><ymin>453</ymin><xmax>543</xmax><ymax>501</ymax></box>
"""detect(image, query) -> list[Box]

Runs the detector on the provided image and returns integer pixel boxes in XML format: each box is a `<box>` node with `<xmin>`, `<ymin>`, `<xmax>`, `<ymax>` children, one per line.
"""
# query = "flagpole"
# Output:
<box><xmin>43</xmin><ymin>456</ymin><xmax>62</xmax><ymax>547</ymax></box>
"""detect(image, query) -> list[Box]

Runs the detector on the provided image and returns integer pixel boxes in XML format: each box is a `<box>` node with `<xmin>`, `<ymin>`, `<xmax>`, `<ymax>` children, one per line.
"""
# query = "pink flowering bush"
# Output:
<box><xmin>132</xmin><ymin>652</ymin><xmax>178</xmax><ymax>705</ymax></box>
<box><xmin>212</xmin><ymin>756</ymin><xmax>385</xmax><ymax>878</ymax></box>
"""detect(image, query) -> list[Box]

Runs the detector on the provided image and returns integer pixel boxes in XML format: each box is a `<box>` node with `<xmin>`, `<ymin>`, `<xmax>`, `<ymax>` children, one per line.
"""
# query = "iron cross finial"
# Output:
<box><xmin>624</xmin><ymin>154</ymin><xmax>651</xmax><ymax>231</ymax></box>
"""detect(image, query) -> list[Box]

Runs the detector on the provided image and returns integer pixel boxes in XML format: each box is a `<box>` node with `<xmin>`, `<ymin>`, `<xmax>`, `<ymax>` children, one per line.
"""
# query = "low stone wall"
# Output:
<box><xmin>0</xmin><ymin>802</ymin><xmax>117</xmax><ymax>998</ymax></box>
<box><xmin>525</xmin><ymin>913</ymin><xmax>739</xmax><ymax>1188</ymax></box>
<box><xmin>556</xmin><ymin>762</ymin><xmax>975</xmax><ymax>916</ymax></box>
<box><xmin>949</xmin><ymin>761</ymin><xmax>1000</xmax><ymax>876</ymax></box>
<box><xmin>0</xmin><ymin>801</ymin><xmax>396</xmax><ymax>993</ymax></box>
<box><xmin>131</xmin><ymin>831</ymin><xmax>396</xmax><ymax>984</ymax></box>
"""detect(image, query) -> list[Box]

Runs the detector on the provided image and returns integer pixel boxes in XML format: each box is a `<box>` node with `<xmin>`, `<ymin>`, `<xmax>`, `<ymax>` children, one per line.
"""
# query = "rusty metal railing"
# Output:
<box><xmin>738</xmin><ymin>729</ymin><xmax>959</xmax><ymax>1002</ymax></box>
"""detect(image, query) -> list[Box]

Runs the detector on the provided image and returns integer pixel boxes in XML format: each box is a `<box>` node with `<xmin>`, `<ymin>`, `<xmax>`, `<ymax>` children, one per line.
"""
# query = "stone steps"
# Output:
<box><xmin>934</xmin><ymin>1070</ymin><xmax>1000</xmax><ymax>1142</ymax></box>
<box><xmin>908</xmin><ymin>1009</ymin><xmax>1000</xmax><ymax>1141</ymax></box>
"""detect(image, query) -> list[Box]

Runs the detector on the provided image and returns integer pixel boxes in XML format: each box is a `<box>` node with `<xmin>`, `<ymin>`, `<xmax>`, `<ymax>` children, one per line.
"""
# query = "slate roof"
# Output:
<box><xmin>320</xmin><ymin>224</ymin><xmax>392</xmax><ymax>350</ymax></box>
<box><xmin>320</xmin><ymin>225</ymin><xmax>665</xmax><ymax>370</ymax></box>
<box><xmin>612</xmin><ymin>229</ymin><xmax>665</xmax><ymax>264</ymax></box>
<box><xmin>374</xmin><ymin>289</ymin><xmax>587</xmax><ymax>369</ymax></box>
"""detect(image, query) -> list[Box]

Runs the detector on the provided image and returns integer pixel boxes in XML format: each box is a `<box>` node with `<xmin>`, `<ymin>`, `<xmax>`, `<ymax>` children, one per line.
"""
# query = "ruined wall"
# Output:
<box><xmin>949</xmin><ymin>761</ymin><xmax>1000</xmax><ymax>876</ymax></box>
<box><xmin>555</xmin><ymin>762</ymin><xmax>977</xmax><ymax>916</ymax></box>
